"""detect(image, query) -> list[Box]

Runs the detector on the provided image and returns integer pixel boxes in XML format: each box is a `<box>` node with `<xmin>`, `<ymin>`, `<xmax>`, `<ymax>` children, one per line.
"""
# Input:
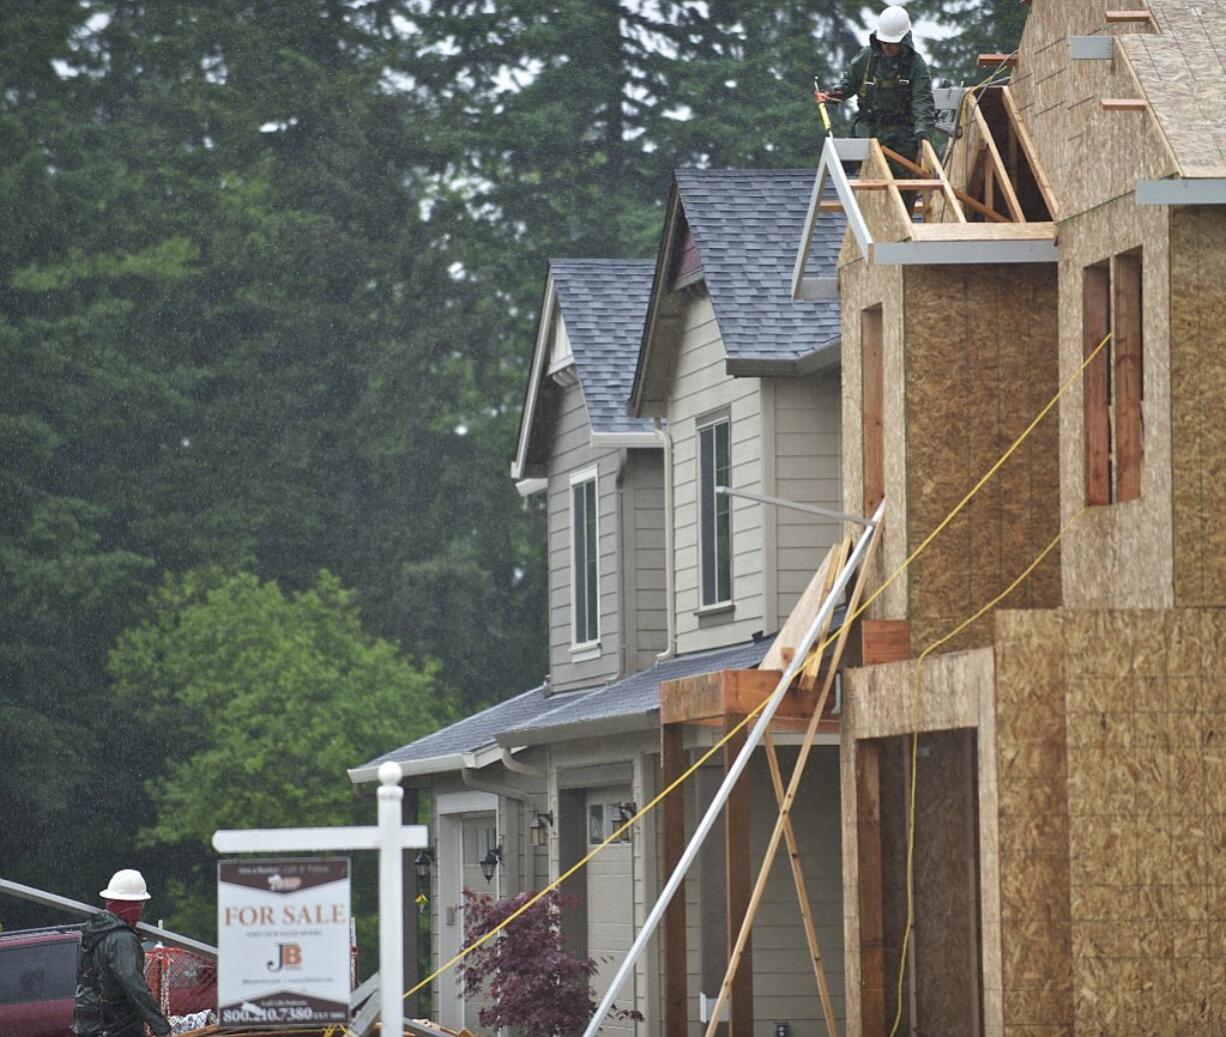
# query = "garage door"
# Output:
<box><xmin>585</xmin><ymin>786</ymin><xmax>636</xmax><ymax>1035</ymax></box>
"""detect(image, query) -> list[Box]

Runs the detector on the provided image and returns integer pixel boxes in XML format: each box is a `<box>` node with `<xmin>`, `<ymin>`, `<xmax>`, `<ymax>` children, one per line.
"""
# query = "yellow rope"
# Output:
<box><xmin>887</xmin><ymin>504</ymin><xmax>1091</xmax><ymax>1037</ymax></box>
<box><xmin>405</xmin><ymin>332</ymin><xmax>1111</xmax><ymax>1004</ymax></box>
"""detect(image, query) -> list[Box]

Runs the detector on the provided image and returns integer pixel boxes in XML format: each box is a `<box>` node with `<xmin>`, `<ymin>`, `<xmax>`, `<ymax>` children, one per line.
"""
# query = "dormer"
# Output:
<box><xmin>512</xmin><ymin>259</ymin><xmax>665</xmax><ymax>691</ymax></box>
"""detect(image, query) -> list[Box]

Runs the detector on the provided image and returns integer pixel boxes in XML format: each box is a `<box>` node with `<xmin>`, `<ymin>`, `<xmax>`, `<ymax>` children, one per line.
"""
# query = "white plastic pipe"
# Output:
<box><xmin>583</xmin><ymin>502</ymin><xmax>883</xmax><ymax>1035</ymax></box>
<box><xmin>377</xmin><ymin>761</ymin><xmax>405</xmax><ymax>1037</ymax></box>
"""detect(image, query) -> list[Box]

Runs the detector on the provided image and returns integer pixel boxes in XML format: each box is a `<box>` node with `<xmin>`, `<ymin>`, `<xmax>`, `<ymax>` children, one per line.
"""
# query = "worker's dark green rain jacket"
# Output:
<box><xmin>838</xmin><ymin>31</ymin><xmax>936</xmax><ymax>159</ymax></box>
<box><xmin>73</xmin><ymin>911</ymin><xmax>171</xmax><ymax>1037</ymax></box>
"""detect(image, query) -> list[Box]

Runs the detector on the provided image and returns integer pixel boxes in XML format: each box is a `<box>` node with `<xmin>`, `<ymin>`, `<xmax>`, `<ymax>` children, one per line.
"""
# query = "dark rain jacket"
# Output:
<box><xmin>838</xmin><ymin>31</ymin><xmax>936</xmax><ymax>142</ymax></box>
<box><xmin>73</xmin><ymin>911</ymin><xmax>171</xmax><ymax>1037</ymax></box>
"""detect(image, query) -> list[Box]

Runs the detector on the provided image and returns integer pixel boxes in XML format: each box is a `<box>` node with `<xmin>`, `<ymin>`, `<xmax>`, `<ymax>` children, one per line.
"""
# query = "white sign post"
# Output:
<box><xmin>213</xmin><ymin>761</ymin><xmax>425</xmax><ymax>1035</ymax></box>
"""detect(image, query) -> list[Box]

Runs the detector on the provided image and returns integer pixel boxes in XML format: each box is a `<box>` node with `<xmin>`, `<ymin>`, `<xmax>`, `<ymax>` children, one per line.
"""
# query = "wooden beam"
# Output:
<box><xmin>969</xmin><ymin>94</ymin><xmax>1026</xmax><ymax>221</ymax></box>
<box><xmin>857</xmin><ymin>742</ymin><xmax>886</xmax><ymax>1037</ymax></box>
<box><xmin>1105</xmin><ymin>8</ymin><xmax>1152</xmax><ymax>22</ymax></box>
<box><xmin>661</xmin><ymin>723</ymin><xmax>687</xmax><ymax>1037</ymax></box>
<box><xmin>725</xmin><ymin>713</ymin><xmax>753</xmax><ymax>1036</ymax></box>
<box><xmin>880</xmin><ymin>145</ymin><xmax>1009</xmax><ymax>224</ymax></box>
<box><xmin>1101</xmin><ymin>98</ymin><xmax>1149</xmax><ymax>111</ymax></box>
<box><xmin>871</xmin><ymin>139</ymin><xmax>916</xmax><ymax>234</ymax></box>
<box><xmin>1114</xmin><ymin>252</ymin><xmax>1143</xmax><ymax>502</ymax></box>
<box><xmin>861</xmin><ymin>619</ymin><xmax>911</xmax><ymax>666</ymax></box>
<box><xmin>818</xmin><ymin>199</ymin><xmax>846</xmax><ymax>211</ymax></box>
<box><xmin>762</xmin><ymin>731</ymin><xmax>840</xmax><ymax>1037</ymax></box>
<box><xmin>921</xmin><ymin>139</ymin><xmax>965</xmax><ymax>223</ymax></box>
<box><xmin>851</xmin><ymin>179</ymin><xmax>945</xmax><ymax>191</ymax></box>
<box><xmin>976</xmin><ymin>53</ymin><xmax>1018</xmax><ymax>67</ymax></box>
<box><xmin>761</xmin><ymin>545</ymin><xmax>838</xmax><ymax>671</ymax></box>
<box><xmin>1000</xmin><ymin>86</ymin><xmax>1060</xmax><ymax>220</ymax></box>
<box><xmin>1083</xmin><ymin>264</ymin><xmax>1112</xmax><ymax>506</ymax></box>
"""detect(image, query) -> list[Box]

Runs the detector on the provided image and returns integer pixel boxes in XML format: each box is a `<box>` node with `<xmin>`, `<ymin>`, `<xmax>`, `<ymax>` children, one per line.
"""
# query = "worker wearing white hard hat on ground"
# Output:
<box><xmin>73</xmin><ymin>869</ymin><xmax>172</xmax><ymax>1037</ymax></box>
<box><xmin>815</xmin><ymin>5</ymin><xmax>937</xmax><ymax>213</ymax></box>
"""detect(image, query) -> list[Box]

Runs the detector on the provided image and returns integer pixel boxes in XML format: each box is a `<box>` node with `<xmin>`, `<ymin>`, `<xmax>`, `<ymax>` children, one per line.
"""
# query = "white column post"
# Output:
<box><xmin>378</xmin><ymin>761</ymin><xmax>405</xmax><ymax>1037</ymax></box>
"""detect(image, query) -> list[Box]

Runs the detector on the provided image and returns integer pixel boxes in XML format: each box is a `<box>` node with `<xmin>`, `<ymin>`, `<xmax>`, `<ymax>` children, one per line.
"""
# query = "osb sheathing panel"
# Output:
<box><xmin>1056</xmin><ymin>197</ymin><xmax>1174</xmax><ymax>608</ymax></box>
<box><xmin>838</xmin><ymin>255</ymin><xmax>907</xmax><ymax>622</ymax></box>
<box><xmin>1120</xmin><ymin>1</ymin><xmax>1226</xmax><ymax>178</ymax></box>
<box><xmin>841</xmin><ymin>646</ymin><xmax>1003</xmax><ymax>1037</ymax></box>
<box><xmin>994</xmin><ymin>608</ymin><xmax>1226</xmax><ymax>1037</ymax></box>
<box><xmin>1170</xmin><ymin>206</ymin><xmax>1226</xmax><ymax>607</ymax></box>
<box><xmin>1001</xmin><ymin>0</ymin><xmax>1177</xmax><ymax>220</ymax></box>
<box><xmin>904</xmin><ymin>265</ymin><xmax>1061</xmax><ymax>654</ymax></box>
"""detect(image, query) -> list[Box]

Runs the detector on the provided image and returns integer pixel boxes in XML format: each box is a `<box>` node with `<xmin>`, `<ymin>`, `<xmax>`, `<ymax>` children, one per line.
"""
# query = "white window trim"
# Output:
<box><xmin>696</xmin><ymin>415</ymin><xmax>733</xmax><ymax>608</ymax></box>
<box><xmin>569</xmin><ymin>465</ymin><xmax>601</xmax><ymax>651</ymax></box>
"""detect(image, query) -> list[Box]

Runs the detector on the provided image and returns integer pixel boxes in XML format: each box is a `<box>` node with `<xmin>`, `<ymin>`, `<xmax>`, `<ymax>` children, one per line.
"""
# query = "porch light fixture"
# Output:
<box><xmin>528</xmin><ymin>811</ymin><xmax>554</xmax><ymax>848</ymax></box>
<box><xmin>615</xmin><ymin>802</ymin><xmax>637</xmax><ymax>826</ymax></box>
<box><xmin>480</xmin><ymin>845</ymin><xmax>503</xmax><ymax>883</ymax></box>
<box><xmin>413</xmin><ymin>849</ymin><xmax>434</xmax><ymax>883</ymax></box>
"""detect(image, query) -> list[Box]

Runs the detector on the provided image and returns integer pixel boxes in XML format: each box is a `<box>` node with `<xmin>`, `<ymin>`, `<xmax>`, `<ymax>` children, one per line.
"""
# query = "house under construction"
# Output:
<box><xmin>351</xmin><ymin>2</ymin><xmax>1226</xmax><ymax>1035</ymax></box>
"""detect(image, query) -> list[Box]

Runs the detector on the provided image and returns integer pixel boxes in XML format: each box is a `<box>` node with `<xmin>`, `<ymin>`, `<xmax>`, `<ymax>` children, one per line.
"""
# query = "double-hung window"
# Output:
<box><xmin>571</xmin><ymin>469</ymin><xmax>600</xmax><ymax>646</ymax></box>
<box><xmin>698</xmin><ymin>417</ymin><xmax>732</xmax><ymax>607</ymax></box>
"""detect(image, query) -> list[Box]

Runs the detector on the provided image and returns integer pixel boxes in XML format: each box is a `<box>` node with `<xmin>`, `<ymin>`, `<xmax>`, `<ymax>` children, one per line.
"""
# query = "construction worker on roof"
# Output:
<box><xmin>816</xmin><ymin>5</ymin><xmax>937</xmax><ymax>182</ymax></box>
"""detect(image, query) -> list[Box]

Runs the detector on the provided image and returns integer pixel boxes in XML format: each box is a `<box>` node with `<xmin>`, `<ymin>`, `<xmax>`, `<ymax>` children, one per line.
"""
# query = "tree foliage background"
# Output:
<box><xmin>0</xmin><ymin>0</ymin><xmax>1023</xmax><ymax>951</ymax></box>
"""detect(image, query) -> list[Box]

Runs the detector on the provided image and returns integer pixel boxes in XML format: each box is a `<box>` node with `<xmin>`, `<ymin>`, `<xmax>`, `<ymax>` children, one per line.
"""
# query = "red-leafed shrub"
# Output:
<box><xmin>460</xmin><ymin>888</ymin><xmax>642</xmax><ymax>1035</ymax></box>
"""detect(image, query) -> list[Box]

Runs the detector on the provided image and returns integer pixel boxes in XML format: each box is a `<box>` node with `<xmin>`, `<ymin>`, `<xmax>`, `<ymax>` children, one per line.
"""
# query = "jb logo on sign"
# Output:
<box><xmin>267</xmin><ymin>943</ymin><xmax>303</xmax><ymax>972</ymax></box>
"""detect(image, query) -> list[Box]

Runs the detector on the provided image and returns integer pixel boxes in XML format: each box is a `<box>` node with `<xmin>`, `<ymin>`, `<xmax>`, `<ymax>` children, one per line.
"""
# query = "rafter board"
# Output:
<box><xmin>1000</xmin><ymin>86</ymin><xmax>1060</xmax><ymax>219</ymax></box>
<box><xmin>969</xmin><ymin>94</ymin><xmax>1026</xmax><ymax>220</ymax></box>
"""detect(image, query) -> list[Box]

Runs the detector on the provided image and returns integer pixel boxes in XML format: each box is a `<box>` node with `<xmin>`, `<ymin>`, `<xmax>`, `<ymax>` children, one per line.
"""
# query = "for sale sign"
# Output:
<box><xmin>217</xmin><ymin>858</ymin><xmax>350</xmax><ymax>1027</ymax></box>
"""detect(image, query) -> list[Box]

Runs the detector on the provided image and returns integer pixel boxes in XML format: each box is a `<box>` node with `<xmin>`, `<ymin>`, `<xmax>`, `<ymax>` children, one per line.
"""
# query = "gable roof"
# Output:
<box><xmin>512</xmin><ymin>259</ymin><xmax>657</xmax><ymax>480</ymax></box>
<box><xmin>346</xmin><ymin>682</ymin><xmax>590</xmax><ymax>783</ymax></box>
<box><xmin>631</xmin><ymin>169</ymin><xmax>845</xmax><ymax>411</ymax></box>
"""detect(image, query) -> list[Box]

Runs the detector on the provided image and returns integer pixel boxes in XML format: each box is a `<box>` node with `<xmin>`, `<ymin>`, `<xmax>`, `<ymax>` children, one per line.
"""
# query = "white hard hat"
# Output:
<box><xmin>877</xmin><ymin>5</ymin><xmax>912</xmax><ymax>43</ymax></box>
<box><xmin>100</xmin><ymin>869</ymin><xmax>151</xmax><ymax>902</ymax></box>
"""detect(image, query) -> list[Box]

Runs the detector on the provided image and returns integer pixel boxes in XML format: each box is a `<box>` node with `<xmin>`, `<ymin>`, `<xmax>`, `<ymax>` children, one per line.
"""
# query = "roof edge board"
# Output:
<box><xmin>629</xmin><ymin>187</ymin><xmax>685</xmax><ymax>417</ymax></box>
<box><xmin>792</xmin><ymin>137</ymin><xmax>872</xmax><ymax>301</ymax></box>
<box><xmin>1136</xmin><ymin>179</ymin><xmax>1226</xmax><ymax>205</ymax></box>
<box><xmin>589</xmin><ymin>430</ymin><xmax>663</xmax><ymax>449</ymax></box>
<box><xmin>725</xmin><ymin>341</ymin><xmax>840</xmax><ymax>378</ymax></box>
<box><xmin>516</xmin><ymin>477</ymin><xmax>547</xmax><ymax>498</ymax></box>
<box><xmin>872</xmin><ymin>239</ymin><xmax>1059</xmax><ymax>265</ymax></box>
<box><xmin>511</xmin><ymin>272</ymin><xmax>558</xmax><ymax>481</ymax></box>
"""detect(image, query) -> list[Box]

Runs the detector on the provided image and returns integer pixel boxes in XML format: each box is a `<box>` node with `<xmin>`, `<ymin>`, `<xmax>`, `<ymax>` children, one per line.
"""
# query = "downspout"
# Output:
<box><xmin>655</xmin><ymin>418</ymin><xmax>676</xmax><ymax>660</ymax></box>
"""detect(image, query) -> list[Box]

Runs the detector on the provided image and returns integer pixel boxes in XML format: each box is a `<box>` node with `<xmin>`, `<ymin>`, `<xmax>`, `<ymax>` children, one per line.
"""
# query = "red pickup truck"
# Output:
<box><xmin>0</xmin><ymin>924</ymin><xmax>216</xmax><ymax>1036</ymax></box>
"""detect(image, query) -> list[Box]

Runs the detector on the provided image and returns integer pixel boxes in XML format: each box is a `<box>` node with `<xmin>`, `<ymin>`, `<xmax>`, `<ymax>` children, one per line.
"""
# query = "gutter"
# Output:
<box><xmin>500</xmin><ymin>747</ymin><xmax>547</xmax><ymax>778</ymax></box>
<box><xmin>494</xmin><ymin>710</ymin><xmax>660</xmax><ymax>749</ymax></box>
<box><xmin>724</xmin><ymin>336</ymin><xmax>841</xmax><ymax>378</ymax></box>
<box><xmin>655</xmin><ymin>418</ymin><xmax>676</xmax><ymax>661</ymax></box>
<box><xmin>347</xmin><ymin>742</ymin><xmax>507</xmax><ymax>785</ymax></box>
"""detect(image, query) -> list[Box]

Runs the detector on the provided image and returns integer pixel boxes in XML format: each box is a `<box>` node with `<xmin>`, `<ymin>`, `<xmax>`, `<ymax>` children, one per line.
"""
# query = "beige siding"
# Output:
<box><xmin>769</xmin><ymin>370</ymin><xmax>844</xmax><ymax>633</ymax></box>
<box><xmin>669</xmin><ymin>293</ymin><xmax>767</xmax><ymax>653</ymax></box>
<box><xmin>546</xmin><ymin>375</ymin><xmax>623</xmax><ymax>692</ymax></box>
<box><xmin>621</xmin><ymin>449</ymin><xmax>668</xmax><ymax>673</ymax></box>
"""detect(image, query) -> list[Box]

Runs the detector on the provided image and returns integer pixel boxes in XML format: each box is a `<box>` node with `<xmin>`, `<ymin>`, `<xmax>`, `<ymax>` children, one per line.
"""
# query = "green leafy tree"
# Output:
<box><xmin>108</xmin><ymin>568</ymin><xmax>445</xmax><ymax>943</ymax></box>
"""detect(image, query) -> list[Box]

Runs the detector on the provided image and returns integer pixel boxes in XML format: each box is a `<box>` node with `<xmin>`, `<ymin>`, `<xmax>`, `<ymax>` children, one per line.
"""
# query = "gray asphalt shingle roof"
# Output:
<box><xmin>550</xmin><ymin>258</ymin><xmax>657</xmax><ymax>435</ymax></box>
<box><xmin>498</xmin><ymin>637</ymin><xmax>776</xmax><ymax>743</ymax></box>
<box><xmin>674</xmin><ymin>169</ymin><xmax>844</xmax><ymax>361</ymax></box>
<box><xmin>351</xmin><ymin>682</ymin><xmax>587</xmax><ymax>775</ymax></box>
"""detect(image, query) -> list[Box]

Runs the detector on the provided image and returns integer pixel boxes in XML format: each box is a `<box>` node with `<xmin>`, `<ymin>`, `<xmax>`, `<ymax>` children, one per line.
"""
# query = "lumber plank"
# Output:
<box><xmin>1100</xmin><ymin>98</ymin><xmax>1148</xmax><ymax>111</ymax></box>
<box><xmin>1000</xmin><ymin>86</ymin><xmax>1060</xmax><ymax>219</ymax></box>
<box><xmin>910</xmin><ymin>221</ymin><xmax>1055</xmax><ymax>242</ymax></box>
<box><xmin>870</xmin><ymin>138</ymin><xmax>915</xmax><ymax>235</ymax></box>
<box><xmin>1105</xmin><ymin>8</ymin><xmax>1152</xmax><ymax>22</ymax></box>
<box><xmin>861</xmin><ymin>619</ymin><xmax>911</xmax><ymax>666</ymax></box>
<box><xmin>921</xmin><ymin>139</ymin><xmax>965</xmax><ymax>223</ymax></box>
<box><xmin>1114</xmin><ymin>252</ymin><xmax>1143</xmax><ymax>502</ymax></box>
<box><xmin>976</xmin><ymin>53</ymin><xmax>1018</xmax><ymax>67</ymax></box>
<box><xmin>724</xmin><ymin>713</ymin><xmax>754</xmax><ymax>1036</ymax></box>
<box><xmin>1083</xmin><ymin>264</ymin><xmax>1112</xmax><ymax>505</ymax></box>
<box><xmin>661</xmin><ymin>723</ymin><xmax>687</xmax><ymax>1036</ymax></box>
<box><xmin>851</xmin><ymin>179</ymin><xmax>945</xmax><ymax>190</ymax></box>
<box><xmin>857</xmin><ymin>742</ymin><xmax>886</xmax><ymax>1037</ymax></box>
<box><xmin>761</xmin><ymin>545</ymin><xmax>837</xmax><ymax>670</ymax></box>
<box><xmin>969</xmin><ymin>94</ymin><xmax>1025</xmax><ymax>221</ymax></box>
<box><xmin>880</xmin><ymin>145</ymin><xmax>1009</xmax><ymax>224</ymax></box>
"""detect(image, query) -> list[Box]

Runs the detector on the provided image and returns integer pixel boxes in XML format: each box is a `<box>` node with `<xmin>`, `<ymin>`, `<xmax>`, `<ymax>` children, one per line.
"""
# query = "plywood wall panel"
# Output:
<box><xmin>903</xmin><ymin>265</ymin><xmax>1060</xmax><ymax>655</ymax></box>
<box><xmin>1058</xmin><ymin>196</ymin><xmax>1174</xmax><ymax>608</ymax></box>
<box><xmin>1170</xmin><ymin>206</ymin><xmax>1226</xmax><ymax>607</ymax></box>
